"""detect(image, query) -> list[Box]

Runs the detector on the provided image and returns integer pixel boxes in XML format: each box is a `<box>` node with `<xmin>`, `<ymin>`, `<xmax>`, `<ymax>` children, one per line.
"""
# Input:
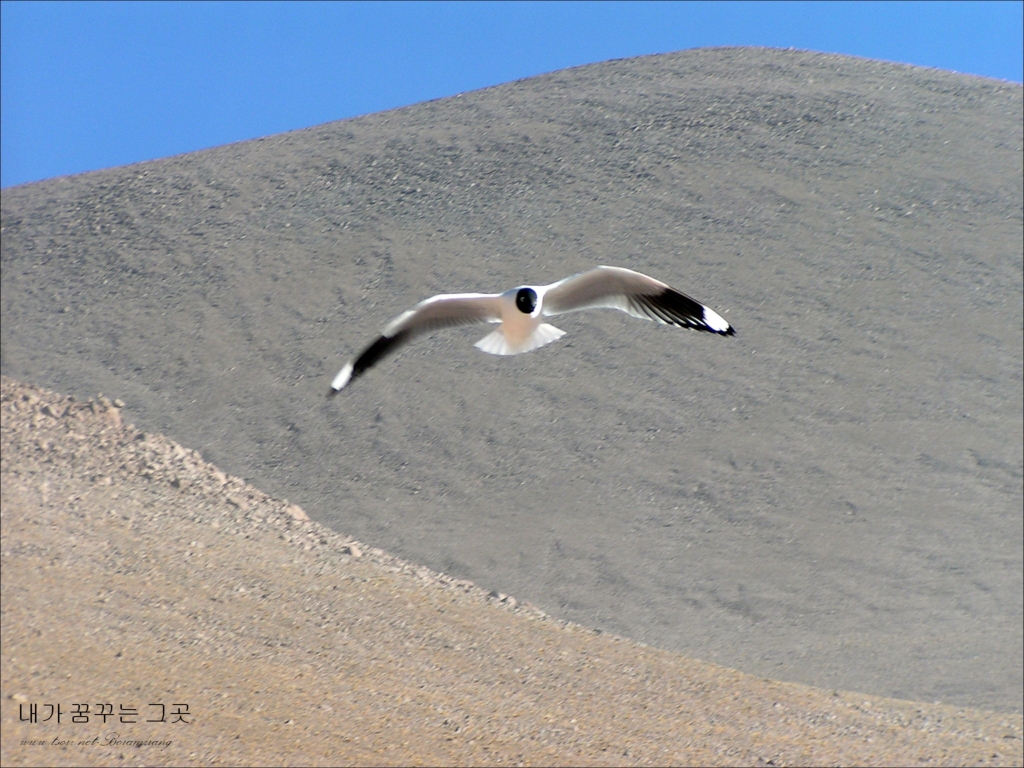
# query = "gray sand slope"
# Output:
<box><xmin>2</xmin><ymin>47</ymin><xmax>1021</xmax><ymax>711</ymax></box>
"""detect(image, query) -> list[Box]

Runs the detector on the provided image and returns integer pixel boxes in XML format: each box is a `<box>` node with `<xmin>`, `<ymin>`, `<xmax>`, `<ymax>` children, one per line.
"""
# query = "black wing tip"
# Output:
<box><xmin>646</xmin><ymin>288</ymin><xmax>736</xmax><ymax>336</ymax></box>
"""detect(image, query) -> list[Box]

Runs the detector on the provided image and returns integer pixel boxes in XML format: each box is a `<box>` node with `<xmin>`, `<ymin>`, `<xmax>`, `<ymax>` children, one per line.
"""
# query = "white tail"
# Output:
<box><xmin>475</xmin><ymin>323</ymin><xmax>566</xmax><ymax>356</ymax></box>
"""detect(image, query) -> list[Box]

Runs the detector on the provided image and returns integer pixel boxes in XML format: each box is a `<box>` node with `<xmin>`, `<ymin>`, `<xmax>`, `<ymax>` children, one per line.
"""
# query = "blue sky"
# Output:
<box><xmin>2</xmin><ymin>1</ymin><xmax>1022</xmax><ymax>189</ymax></box>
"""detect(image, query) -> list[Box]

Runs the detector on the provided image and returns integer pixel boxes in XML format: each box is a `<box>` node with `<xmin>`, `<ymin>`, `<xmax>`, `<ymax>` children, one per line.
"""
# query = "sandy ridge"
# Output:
<box><xmin>0</xmin><ymin>374</ymin><xmax>543</xmax><ymax>616</ymax></box>
<box><xmin>2</xmin><ymin>375</ymin><xmax>1022</xmax><ymax>766</ymax></box>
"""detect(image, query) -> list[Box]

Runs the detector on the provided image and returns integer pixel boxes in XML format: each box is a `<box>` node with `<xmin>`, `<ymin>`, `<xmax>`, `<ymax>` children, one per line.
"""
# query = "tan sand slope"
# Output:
<box><xmin>2</xmin><ymin>376</ymin><xmax>1022</xmax><ymax>766</ymax></box>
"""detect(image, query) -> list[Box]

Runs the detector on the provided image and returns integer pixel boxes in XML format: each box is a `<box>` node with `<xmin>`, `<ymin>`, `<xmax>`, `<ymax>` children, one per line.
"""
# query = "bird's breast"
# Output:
<box><xmin>500</xmin><ymin>302</ymin><xmax>540</xmax><ymax>351</ymax></box>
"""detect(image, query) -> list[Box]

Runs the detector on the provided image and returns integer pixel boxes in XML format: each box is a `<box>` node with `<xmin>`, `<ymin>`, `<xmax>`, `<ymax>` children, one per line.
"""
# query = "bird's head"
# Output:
<box><xmin>515</xmin><ymin>287</ymin><xmax>538</xmax><ymax>315</ymax></box>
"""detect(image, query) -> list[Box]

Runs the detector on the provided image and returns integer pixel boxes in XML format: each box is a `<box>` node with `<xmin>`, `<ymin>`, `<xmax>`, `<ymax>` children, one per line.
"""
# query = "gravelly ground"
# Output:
<box><xmin>2</xmin><ymin>377</ymin><xmax>1022</xmax><ymax>766</ymax></box>
<box><xmin>1</xmin><ymin>47</ymin><xmax>1021</xmax><ymax>712</ymax></box>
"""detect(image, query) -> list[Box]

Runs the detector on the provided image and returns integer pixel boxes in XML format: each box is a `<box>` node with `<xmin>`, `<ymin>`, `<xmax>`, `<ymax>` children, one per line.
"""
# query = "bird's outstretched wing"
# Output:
<box><xmin>542</xmin><ymin>266</ymin><xmax>734</xmax><ymax>335</ymax></box>
<box><xmin>330</xmin><ymin>293</ymin><xmax>502</xmax><ymax>393</ymax></box>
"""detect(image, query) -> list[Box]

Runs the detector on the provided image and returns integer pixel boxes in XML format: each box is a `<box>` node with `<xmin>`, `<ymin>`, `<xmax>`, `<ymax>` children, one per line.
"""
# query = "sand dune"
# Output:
<box><xmin>2</xmin><ymin>377</ymin><xmax>1021</xmax><ymax>766</ymax></box>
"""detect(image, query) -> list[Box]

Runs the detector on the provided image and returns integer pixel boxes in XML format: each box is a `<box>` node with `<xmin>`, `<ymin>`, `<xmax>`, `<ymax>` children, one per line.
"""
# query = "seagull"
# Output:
<box><xmin>329</xmin><ymin>266</ymin><xmax>735</xmax><ymax>393</ymax></box>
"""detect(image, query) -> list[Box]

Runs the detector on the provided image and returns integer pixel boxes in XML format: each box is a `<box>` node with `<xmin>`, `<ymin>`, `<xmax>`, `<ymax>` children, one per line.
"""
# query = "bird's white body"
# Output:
<box><xmin>330</xmin><ymin>266</ymin><xmax>733</xmax><ymax>393</ymax></box>
<box><xmin>472</xmin><ymin>286</ymin><xmax>566</xmax><ymax>356</ymax></box>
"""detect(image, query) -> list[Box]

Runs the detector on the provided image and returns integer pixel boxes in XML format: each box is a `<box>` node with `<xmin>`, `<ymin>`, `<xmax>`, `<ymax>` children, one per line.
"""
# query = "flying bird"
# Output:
<box><xmin>329</xmin><ymin>266</ymin><xmax>734</xmax><ymax>393</ymax></box>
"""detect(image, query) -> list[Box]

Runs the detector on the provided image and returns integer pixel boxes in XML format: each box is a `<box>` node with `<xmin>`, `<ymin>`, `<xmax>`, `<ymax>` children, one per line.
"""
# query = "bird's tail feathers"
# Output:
<box><xmin>474</xmin><ymin>324</ymin><xmax>566</xmax><ymax>356</ymax></box>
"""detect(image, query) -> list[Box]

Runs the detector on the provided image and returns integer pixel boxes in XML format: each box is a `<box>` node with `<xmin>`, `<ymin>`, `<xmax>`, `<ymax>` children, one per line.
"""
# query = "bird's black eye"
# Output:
<box><xmin>515</xmin><ymin>287</ymin><xmax>537</xmax><ymax>314</ymax></box>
